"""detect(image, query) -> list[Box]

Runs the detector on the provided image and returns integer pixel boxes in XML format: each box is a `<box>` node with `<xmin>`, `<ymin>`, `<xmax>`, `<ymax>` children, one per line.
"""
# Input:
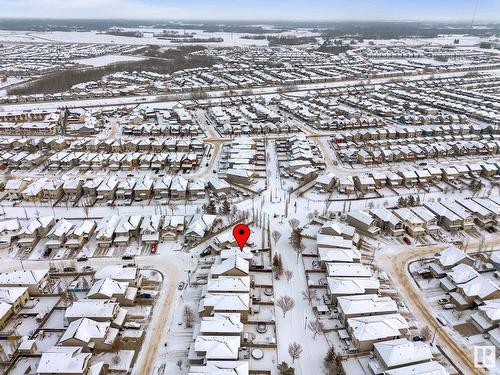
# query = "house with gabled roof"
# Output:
<box><xmin>59</xmin><ymin>318</ymin><xmax>118</xmax><ymax>351</ymax></box>
<box><xmin>347</xmin><ymin>313</ymin><xmax>410</xmax><ymax>352</ymax></box>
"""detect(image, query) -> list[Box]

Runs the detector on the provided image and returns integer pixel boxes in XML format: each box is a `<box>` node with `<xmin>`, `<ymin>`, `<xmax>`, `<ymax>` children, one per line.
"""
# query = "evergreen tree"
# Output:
<box><xmin>204</xmin><ymin>200</ymin><xmax>217</xmax><ymax>214</ymax></box>
<box><xmin>277</xmin><ymin>362</ymin><xmax>295</xmax><ymax>375</ymax></box>
<box><xmin>221</xmin><ymin>200</ymin><xmax>231</xmax><ymax>215</ymax></box>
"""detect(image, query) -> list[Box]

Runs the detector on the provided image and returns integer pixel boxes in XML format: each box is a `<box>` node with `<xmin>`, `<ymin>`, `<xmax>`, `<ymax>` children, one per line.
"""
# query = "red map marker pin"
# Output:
<box><xmin>233</xmin><ymin>224</ymin><xmax>250</xmax><ymax>250</ymax></box>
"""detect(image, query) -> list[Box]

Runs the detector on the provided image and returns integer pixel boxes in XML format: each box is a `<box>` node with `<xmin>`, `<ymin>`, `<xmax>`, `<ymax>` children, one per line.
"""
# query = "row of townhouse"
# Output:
<box><xmin>95</xmin><ymin>214</ymin><xmax>189</xmax><ymax>248</ymax></box>
<box><xmin>42</xmin><ymin>150</ymin><xmax>203</xmax><ymax>172</ymax></box>
<box><xmin>340</xmin><ymin>139</ymin><xmax>500</xmax><ymax>165</ymax></box>
<box><xmin>316</xmin><ymin>161</ymin><xmax>497</xmax><ymax>195</ymax></box>
<box><xmin>0</xmin><ymin>136</ymin><xmax>71</xmax><ymax>152</ymax></box>
<box><xmin>345</xmin><ymin>197</ymin><xmax>499</xmax><ymax>239</ymax></box>
<box><xmin>72</xmin><ymin>137</ymin><xmax>204</xmax><ymax>154</ymax></box>
<box><xmin>332</xmin><ymin>122</ymin><xmax>486</xmax><ymax>145</ymax></box>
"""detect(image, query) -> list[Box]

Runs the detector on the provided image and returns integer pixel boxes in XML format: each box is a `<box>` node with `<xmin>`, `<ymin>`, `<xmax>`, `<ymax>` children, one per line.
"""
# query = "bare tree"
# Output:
<box><xmin>420</xmin><ymin>326</ymin><xmax>432</xmax><ymax>342</ymax></box>
<box><xmin>288</xmin><ymin>218</ymin><xmax>300</xmax><ymax>229</ymax></box>
<box><xmin>272</xmin><ymin>230</ymin><xmax>282</xmax><ymax>245</ymax></box>
<box><xmin>183</xmin><ymin>305</ymin><xmax>195</xmax><ymax>328</ymax></box>
<box><xmin>288</xmin><ymin>342</ymin><xmax>303</xmax><ymax>363</ymax></box>
<box><xmin>284</xmin><ymin>270</ymin><xmax>293</xmax><ymax>281</ymax></box>
<box><xmin>307</xmin><ymin>319</ymin><xmax>322</xmax><ymax>339</ymax></box>
<box><xmin>323</xmin><ymin>346</ymin><xmax>339</xmax><ymax>375</ymax></box>
<box><xmin>294</xmin><ymin>243</ymin><xmax>305</xmax><ymax>264</ymax></box>
<box><xmin>277</xmin><ymin>295</ymin><xmax>295</xmax><ymax>318</ymax></box>
<box><xmin>112</xmin><ymin>353</ymin><xmax>120</xmax><ymax>365</ymax></box>
<box><xmin>302</xmin><ymin>288</ymin><xmax>318</xmax><ymax>305</ymax></box>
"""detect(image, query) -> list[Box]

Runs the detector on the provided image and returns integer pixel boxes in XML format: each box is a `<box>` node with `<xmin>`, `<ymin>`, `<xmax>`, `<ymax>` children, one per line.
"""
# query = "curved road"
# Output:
<box><xmin>377</xmin><ymin>237</ymin><xmax>500</xmax><ymax>375</ymax></box>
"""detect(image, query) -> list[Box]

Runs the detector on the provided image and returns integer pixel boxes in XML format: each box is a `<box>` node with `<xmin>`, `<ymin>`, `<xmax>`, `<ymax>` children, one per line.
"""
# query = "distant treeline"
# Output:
<box><xmin>105</xmin><ymin>30</ymin><xmax>143</xmax><ymax>38</ymax></box>
<box><xmin>268</xmin><ymin>36</ymin><xmax>317</xmax><ymax>46</ymax></box>
<box><xmin>319</xmin><ymin>23</ymin><xmax>500</xmax><ymax>40</ymax></box>
<box><xmin>7</xmin><ymin>55</ymin><xmax>217</xmax><ymax>96</ymax></box>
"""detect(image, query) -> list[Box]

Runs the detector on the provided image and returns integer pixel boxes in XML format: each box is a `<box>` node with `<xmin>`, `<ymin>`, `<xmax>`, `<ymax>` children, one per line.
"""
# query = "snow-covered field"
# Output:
<box><xmin>75</xmin><ymin>54</ymin><xmax>145</xmax><ymax>67</ymax></box>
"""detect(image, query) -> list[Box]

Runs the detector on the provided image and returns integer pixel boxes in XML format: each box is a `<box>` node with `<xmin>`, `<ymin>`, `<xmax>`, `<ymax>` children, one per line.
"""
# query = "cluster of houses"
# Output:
<box><xmin>276</xmin><ymin>96</ymin><xmax>386</xmax><ymax>129</ymax></box>
<box><xmin>315</xmin><ymin>161</ymin><xmax>499</xmax><ymax>195</ymax></box>
<box><xmin>393</xmin><ymin>84</ymin><xmax>500</xmax><ymax>125</ymax></box>
<box><xmin>338</xmin><ymin>135</ymin><xmax>500</xmax><ymax>165</ymax></box>
<box><xmin>207</xmin><ymin>102</ymin><xmax>301</xmax><ymax>136</ymax></box>
<box><xmin>310</xmin><ymin>219</ymin><xmax>450</xmax><ymax>374</ymax></box>
<box><xmin>0</xmin><ymin>213</ymin><xmax>220</xmax><ymax>251</ymax></box>
<box><xmin>122</xmin><ymin>106</ymin><xmax>203</xmax><ymax>136</ymax></box>
<box><xmin>0</xmin><ymin>264</ymin><xmax>157</xmax><ymax>375</ymax></box>
<box><xmin>277</xmin><ymin>135</ymin><xmax>325</xmax><ymax>182</ymax></box>
<box><xmin>0</xmin><ymin>109</ymin><xmax>63</xmax><ymax>136</ymax></box>
<box><xmin>2</xmin><ymin>45</ymin><xmax>500</xmax><ymax>105</ymax></box>
<box><xmin>188</xmin><ymin>231</ymin><xmax>276</xmax><ymax>375</ymax></box>
<box><xmin>219</xmin><ymin>138</ymin><xmax>265</xmax><ymax>187</ymax></box>
<box><xmin>0</xmin><ymin>140</ymin><xmax>206</xmax><ymax>173</ymax></box>
<box><xmin>417</xmin><ymin>246</ymin><xmax>500</xmax><ymax>352</ymax></box>
<box><xmin>4</xmin><ymin>173</ymin><xmax>226</xmax><ymax>203</ymax></box>
<box><xmin>339</xmin><ymin>196</ymin><xmax>499</xmax><ymax>240</ymax></box>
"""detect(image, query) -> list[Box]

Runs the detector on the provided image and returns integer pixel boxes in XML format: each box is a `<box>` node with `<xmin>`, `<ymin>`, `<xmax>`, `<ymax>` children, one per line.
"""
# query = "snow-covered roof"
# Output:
<box><xmin>326</xmin><ymin>263</ymin><xmax>372</xmax><ymax>278</ymax></box>
<box><xmin>317</xmin><ymin>234</ymin><xmax>353</xmax><ymax>250</ymax></box>
<box><xmin>65</xmin><ymin>300</ymin><xmax>118</xmax><ymax>320</ymax></box>
<box><xmin>348</xmin><ymin>313</ymin><xmax>409</xmax><ymax>342</ymax></box>
<box><xmin>37</xmin><ymin>347</ymin><xmax>91</xmax><ymax>374</ymax></box>
<box><xmin>60</xmin><ymin>318</ymin><xmax>110</xmax><ymax>344</ymax></box>
<box><xmin>445</xmin><ymin>264</ymin><xmax>478</xmax><ymax>285</ymax></box>
<box><xmin>459</xmin><ymin>275</ymin><xmax>500</xmax><ymax>300</ymax></box>
<box><xmin>0</xmin><ymin>286</ymin><xmax>28</xmax><ymax>304</ymax></box>
<box><xmin>318</xmin><ymin>248</ymin><xmax>361</xmax><ymax>263</ymax></box>
<box><xmin>374</xmin><ymin>338</ymin><xmax>433</xmax><ymax>368</ymax></box>
<box><xmin>94</xmin><ymin>265</ymin><xmax>138</xmax><ymax>282</ymax></box>
<box><xmin>0</xmin><ymin>301</ymin><xmax>10</xmax><ymax>319</ymax></box>
<box><xmin>193</xmin><ymin>335</ymin><xmax>240</xmax><ymax>360</ymax></box>
<box><xmin>188</xmin><ymin>361</ymin><xmax>249</xmax><ymax>375</ymax></box>
<box><xmin>384</xmin><ymin>361</ymin><xmax>448</xmax><ymax>375</ymax></box>
<box><xmin>327</xmin><ymin>277</ymin><xmax>380</xmax><ymax>296</ymax></box>
<box><xmin>201</xmin><ymin>293</ymin><xmax>250</xmax><ymax>313</ymax></box>
<box><xmin>438</xmin><ymin>246</ymin><xmax>471</xmax><ymax>268</ymax></box>
<box><xmin>211</xmin><ymin>256</ymin><xmax>249</xmax><ymax>277</ymax></box>
<box><xmin>199</xmin><ymin>313</ymin><xmax>243</xmax><ymax>335</ymax></box>
<box><xmin>320</xmin><ymin>220</ymin><xmax>356</xmax><ymax>238</ymax></box>
<box><xmin>0</xmin><ymin>269</ymin><xmax>48</xmax><ymax>285</ymax></box>
<box><xmin>338</xmin><ymin>294</ymin><xmax>397</xmax><ymax>317</ymax></box>
<box><xmin>87</xmin><ymin>278</ymin><xmax>129</xmax><ymax>299</ymax></box>
<box><xmin>207</xmin><ymin>276</ymin><xmax>250</xmax><ymax>293</ymax></box>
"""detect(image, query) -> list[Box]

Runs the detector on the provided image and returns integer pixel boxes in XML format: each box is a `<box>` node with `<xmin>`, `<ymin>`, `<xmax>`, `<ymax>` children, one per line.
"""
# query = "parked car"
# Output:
<box><xmin>200</xmin><ymin>248</ymin><xmax>211</xmax><ymax>257</ymax></box>
<box><xmin>63</xmin><ymin>267</ymin><xmax>75</xmax><ymax>272</ymax></box>
<box><xmin>124</xmin><ymin>322</ymin><xmax>141</xmax><ymax>329</ymax></box>
<box><xmin>122</xmin><ymin>254</ymin><xmax>133</xmax><ymax>260</ymax></box>
<box><xmin>77</xmin><ymin>256</ymin><xmax>88</xmax><ymax>262</ymax></box>
<box><xmin>438</xmin><ymin>298</ymin><xmax>449</xmax><ymax>305</ymax></box>
<box><xmin>403</xmin><ymin>236</ymin><xmax>412</xmax><ymax>245</ymax></box>
<box><xmin>178</xmin><ymin>282</ymin><xmax>186</xmax><ymax>290</ymax></box>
